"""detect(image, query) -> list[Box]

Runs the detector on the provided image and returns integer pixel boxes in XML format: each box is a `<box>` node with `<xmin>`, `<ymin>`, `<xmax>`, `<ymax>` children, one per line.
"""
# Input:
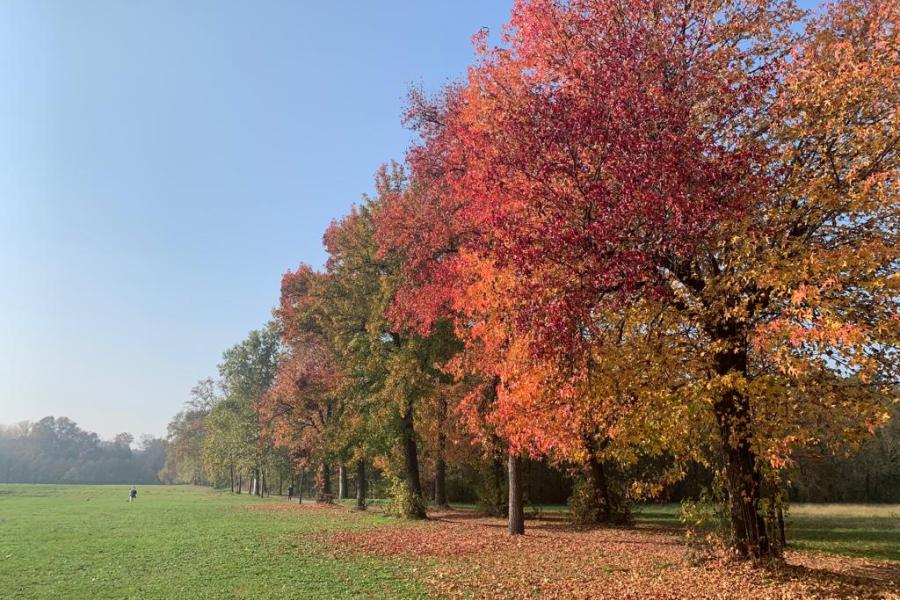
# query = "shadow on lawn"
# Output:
<box><xmin>430</xmin><ymin>509</ymin><xmax>688</xmax><ymax>545</ymax></box>
<box><xmin>767</xmin><ymin>561</ymin><xmax>900</xmax><ymax>599</ymax></box>
<box><xmin>633</xmin><ymin>503</ymin><xmax>900</xmax><ymax>562</ymax></box>
<box><xmin>788</xmin><ymin>519</ymin><xmax>900</xmax><ymax>562</ymax></box>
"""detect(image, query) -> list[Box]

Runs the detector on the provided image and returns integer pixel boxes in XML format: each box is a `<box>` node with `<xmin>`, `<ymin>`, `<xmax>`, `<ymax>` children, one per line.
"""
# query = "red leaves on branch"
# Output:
<box><xmin>407</xmin><ymin>0</ymin><xmax>787</xmax><ymax>358</ymax></box>
<box><xmin>376</xmin><ymin>0</ymin><xmax>798</xmax><ymax>461</ymax></box>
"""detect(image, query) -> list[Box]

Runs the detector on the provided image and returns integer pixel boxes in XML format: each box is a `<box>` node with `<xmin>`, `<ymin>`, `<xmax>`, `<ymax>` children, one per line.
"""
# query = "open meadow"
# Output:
<box><xmin>1</xmin><ymin>485</ymin><xmax>897</xmax><ymax>599</ymax></box>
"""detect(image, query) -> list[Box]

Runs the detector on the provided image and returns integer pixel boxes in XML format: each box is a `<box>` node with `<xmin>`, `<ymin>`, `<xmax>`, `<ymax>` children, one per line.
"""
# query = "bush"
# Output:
<box><xmin>475</xmin><ymin>461</ymin><xmax>507</xmax><ymax>517</ymax></box>
<box><xmin>383</xmin><ymin>477</ymin><xmax>426</xmax><ymax>519</ymax></box>
<box><xmin>679</xmin><ymin>482</ymin><xmax>730</xmax><ymax>563</ymax></box>
<box><xmin>568</xmin><ymin>478</ymin><xmax>605</xmax><ymax>526</ymax></box>
<box><xmin>567</xmin><ymin>476</ymin><xmax>631</xmax><ymax>526</ymax></box>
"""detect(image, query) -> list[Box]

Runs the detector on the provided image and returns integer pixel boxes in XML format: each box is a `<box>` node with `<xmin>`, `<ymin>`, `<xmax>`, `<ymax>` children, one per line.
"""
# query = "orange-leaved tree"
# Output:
<box><xmin>402</xmin><ymin>0</ymin><xmax>897</xmax><ymax>558</ymax></box>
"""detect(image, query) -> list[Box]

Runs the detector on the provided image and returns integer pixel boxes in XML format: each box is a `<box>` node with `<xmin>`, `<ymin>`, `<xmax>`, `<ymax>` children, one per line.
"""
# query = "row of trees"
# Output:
<box><xmin>0</xmin><ymin>417</ymin><xmax>167</xmax><ymax>484</ymax></box>
<box><xmin>168</xmin><ymin>0</ymin><xmax>897</xmax><ymax>561</ymax></box>
<box><xmin>160</xmin><ymin>337</ymin><xmax>296</xmax><ymax>496</ymax></box>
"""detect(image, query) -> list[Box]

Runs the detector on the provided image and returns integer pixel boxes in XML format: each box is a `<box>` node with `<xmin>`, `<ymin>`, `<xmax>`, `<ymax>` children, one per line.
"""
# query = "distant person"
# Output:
<box><xmin>287</xmin><ymin>485</ymin><xmax>294</xmax><ymax>502</ymax></box>
<box><xmin>128</xmin><ymin>486</ymin><xmax>137</xmax><ymax>503</ymax></box>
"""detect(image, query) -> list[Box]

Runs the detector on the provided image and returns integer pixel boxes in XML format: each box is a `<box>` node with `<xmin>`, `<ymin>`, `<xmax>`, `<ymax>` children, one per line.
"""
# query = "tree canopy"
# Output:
<box><xmin>161</xmin><ymin>0</ymin><xmax>898</xmax><ymax>561</ymax></box>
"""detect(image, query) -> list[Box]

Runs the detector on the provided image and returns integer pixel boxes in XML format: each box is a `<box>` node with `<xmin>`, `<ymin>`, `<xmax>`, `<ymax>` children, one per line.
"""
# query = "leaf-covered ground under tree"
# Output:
<box><xmin>313</xmin><ymin>506</ymin><xmax>900</xmax><ymax>599</ymax></box>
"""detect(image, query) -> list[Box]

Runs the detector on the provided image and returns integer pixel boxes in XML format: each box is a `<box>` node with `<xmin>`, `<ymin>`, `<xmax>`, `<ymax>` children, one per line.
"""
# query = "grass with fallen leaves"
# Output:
<box><xmin>322</xmin><ymin>508</ymin><xmax>899</xmax><ymax>599</ymax></box>
<box><xmin>2</xmin><ymin>485</ymin><xmax>897</xmax><ymax>599</ymax></box>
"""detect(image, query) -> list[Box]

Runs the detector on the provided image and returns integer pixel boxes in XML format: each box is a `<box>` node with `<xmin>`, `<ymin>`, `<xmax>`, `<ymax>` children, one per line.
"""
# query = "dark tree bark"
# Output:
<box><xmin>581</xmin><ymin>435</ymin><xmax>615</xmax><ymax>522</ymax></box>
<box><xmin>434</xmin><ymin>395</ymin><xmax>449</xmax><ymax>508</ymax></box>
<box><xmin>483</xmin><ymin>448</ymin><xmax>509</xmax><ymax>518</ymax></box>
<box><xmin>338</xmin><ymin>464</ymin><xmax>349</xmax><ymax>500</ymax></box>
<box><xmin>776</xmin><ymin>506</ymin><xmax>786</xmax><ymax>550</ymax></box>
<box><xmin>229</xmin><ymin>465</ymin><xmax>235</xmax><ymax>494</ymax></box>
<box><xmin>586</xmin><ymin>450</ymin><xmax>612</xmax><ymax>522</ymax></box>
<box><xmin>317</xmin><ymin>462</ymin><xmax>332</xmax><ymax>503</ymax></box>
<box><xmin>434</xmin><ymin>454</ymin><xmax>448</xmax><ymax>508</ymax></box>
<box><xmin>297</xmin><ymin>469</ymin><xmax>304</xmax><ymax>504</ymax></box>
<box><xmin>356</xmin><ymin>458</ymin><xmax>367</xmax><ymax>510</ymax></box>
<box><xmin>713</xmin><ymin>343</ymin><xmax>770</xmax><ymax>559</ymax></box>
<box><xmin>237</xmin><ymin>473</ymin><xmax>242</xmax><ymax>494</ymax></box>
<box><xmin>400</xmin><ymin>398</ymin><xmax>426</xmax><ymax>518</ymax></box>
<box><xmin>508</xmin><ymin>452</ymin><xmax>524</xmax><ymax>535</ymax></box>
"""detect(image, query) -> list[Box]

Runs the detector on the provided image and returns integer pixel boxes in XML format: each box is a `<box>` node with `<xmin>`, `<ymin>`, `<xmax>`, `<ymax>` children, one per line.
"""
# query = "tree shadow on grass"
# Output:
<box><xmin>429</xmin><ymin>508</ymin><xmax>687</xmax><ymax>544</ymax></box>
<box><xmin>766</xmin><ymin>561</ymin><xmax>900</xmax><ymax>599</ymax></box>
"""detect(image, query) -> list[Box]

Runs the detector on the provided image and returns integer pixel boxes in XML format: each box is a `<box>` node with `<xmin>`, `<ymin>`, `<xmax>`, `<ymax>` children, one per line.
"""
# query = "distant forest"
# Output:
<box><xmin>0</xmin><ymin>417</ymin><xmax>166</xmax><ymax>484</ymax></box>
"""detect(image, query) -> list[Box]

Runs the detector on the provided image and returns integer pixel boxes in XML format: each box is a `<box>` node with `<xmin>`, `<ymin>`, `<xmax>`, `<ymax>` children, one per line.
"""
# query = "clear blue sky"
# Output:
<box><xmin>0</xmin><ymin>0</ymin><xmax>514</xmax><ymax>440</ymax></box>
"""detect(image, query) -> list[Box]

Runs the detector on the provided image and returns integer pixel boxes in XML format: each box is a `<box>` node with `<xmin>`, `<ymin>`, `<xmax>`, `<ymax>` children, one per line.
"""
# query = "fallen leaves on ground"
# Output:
<box><xmin>322</xmin><ymin>509</ymin><xmax>899</xmax><ymax>599</ymax></box>
<box><xmin>243</xmin><ymin>501</ymin><xmax>351</xmax><ymax>513</ymax></box>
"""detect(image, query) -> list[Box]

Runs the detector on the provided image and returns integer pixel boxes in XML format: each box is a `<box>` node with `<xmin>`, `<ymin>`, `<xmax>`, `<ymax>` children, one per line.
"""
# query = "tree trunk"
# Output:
<box><xmin>318</xmin><ymin>462</ymin><xmax>332</xmax><ymax>502</ymax></box>
<box><xmin>434</xmin><ymin>454</ymin><xmax>448</xmax><ymax>508</ymax></box>
<box><xmin>356</xmin><ymin>458</ymin><xmax>367</xmax><ymax>510</ymax></box>
<box><xmin>586</xmin><ymin>450</ymin><xmax>612</xmax><ymax>522</ymax></box>
<box><xmin>400</xmin><ymin>399</ymin><xmax>426</xmax><ymax>518</ymax></box>
<box><xmin>508</xmin><ymin>452</ymin><xmax>524</xmax><ymax>535</ymax></box>
<box><xmin>482</xmin><ymin>448</ymin><xmax>509</xmax><ymax>518</ymax></box>
<box><xmin>338</xmin><ymin>464</ymin><xmax>349</xmax><ymax>500</ymax></box>
<box><xmin>714</xmin><ymin>344</ymin><xmax>770</xmax><ymax>559</ymax></box>
<box><xmin>238</xmin><ymin>473</ymin><xmax>242</xmax><ymax>494</ymax></box>
<box><xmin>776</xmin><ymin>506</ymin><xmax>786</xmax><ymax>550</ymax></box>
<box><xmin>297</xmin><ymin>469</ymin><xmax>304</xmax><ymax>504</ymax></box>
<box><xmin>435</xmin><ymin>395</ymin><xmax>449</xmax><ymax>508</ymax></box>
<box><xmin>229</xmin><ymin>465</ymin><xmax>235</xmax><ymax>494</ymax></box>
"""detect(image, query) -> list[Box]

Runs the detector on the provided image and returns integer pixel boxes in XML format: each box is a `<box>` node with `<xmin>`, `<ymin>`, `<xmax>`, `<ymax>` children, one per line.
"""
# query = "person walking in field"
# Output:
<box><xmin>128</xmin><ymin>486</ymin><xmax>137</xmax><ymax>503</ymax></box>
<box><xmin>287</xmin><ymin>484</ymin><xmax>294</xmax><ymax>502</ymax></box>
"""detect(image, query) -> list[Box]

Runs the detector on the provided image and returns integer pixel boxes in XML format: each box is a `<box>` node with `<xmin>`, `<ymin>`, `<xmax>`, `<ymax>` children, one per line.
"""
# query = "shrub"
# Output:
<box><xmin>383</xmin><ymin>476</ymin><xmax>426</xmax><ymax>519</ymax></box>
<box><xmin>568</xmin><ymin>476</ymin><xmax>631</xmax><ymax>526</ymax></box>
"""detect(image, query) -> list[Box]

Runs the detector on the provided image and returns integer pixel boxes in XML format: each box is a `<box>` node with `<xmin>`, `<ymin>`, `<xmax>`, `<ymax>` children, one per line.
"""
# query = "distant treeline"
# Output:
<box><xmin>0</xmin><ymin>417</ymin><xmax>167</xmax><ymax>484</ymax></box>
<box><xmin>787</xmin><ymin>407</ymin><xmax>900</xmax><ymax>504</ymax></box>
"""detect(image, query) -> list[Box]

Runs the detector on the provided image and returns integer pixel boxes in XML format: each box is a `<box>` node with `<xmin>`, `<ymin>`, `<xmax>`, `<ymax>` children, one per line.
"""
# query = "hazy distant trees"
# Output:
<box><xmin>162</xmin><ymin>327</ymin><xmax>295</xmax><ymax>495</ymax></box>
<box><xmin>0</xmin><ymin>416</ymin><xmax>166</xmax><ymax>484</ymax></box>
<box><xmin>789</xmin><ymin>403</ymin><xmax>900</xmax><ymax>503</ymax></box>
<box><xmin>159</xmin><ymin>379</ymin><xmax>215</xmax><ymax>485</ymax></box>
<box><xmin>217</xmin><ymin>327</ymin><xmax>280</xmax><ymax>496</ymax></box>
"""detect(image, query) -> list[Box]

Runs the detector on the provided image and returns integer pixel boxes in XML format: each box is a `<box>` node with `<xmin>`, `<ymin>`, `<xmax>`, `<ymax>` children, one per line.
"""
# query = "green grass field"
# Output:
<box><xmin>1</xmin><ymin>485</ymin><xmax>897</xmax><ymax>599</ymax></box>
<box><xmin>0</xmin><ymin>485</ymin><xmax>424</xmax><ymax>599</ymax></box>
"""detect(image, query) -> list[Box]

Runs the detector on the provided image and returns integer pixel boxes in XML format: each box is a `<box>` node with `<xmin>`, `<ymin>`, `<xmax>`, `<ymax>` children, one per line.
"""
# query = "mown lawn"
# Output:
<box><xmin>0</xmin><ymin>484</ymin><xmax>424</xmax><ymax>599</ymax></box>
<box><xmin>1</xmin><ymin>485</ymin><xmax>897</xmax><ymax>599</ymax></box>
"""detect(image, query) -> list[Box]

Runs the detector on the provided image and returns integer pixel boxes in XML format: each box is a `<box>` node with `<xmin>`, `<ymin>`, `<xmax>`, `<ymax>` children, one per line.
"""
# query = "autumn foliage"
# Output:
<box><xmin>253</xmin><ymin>0</ymin><xmax>898</xmax><ymax>563</ymax></box>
